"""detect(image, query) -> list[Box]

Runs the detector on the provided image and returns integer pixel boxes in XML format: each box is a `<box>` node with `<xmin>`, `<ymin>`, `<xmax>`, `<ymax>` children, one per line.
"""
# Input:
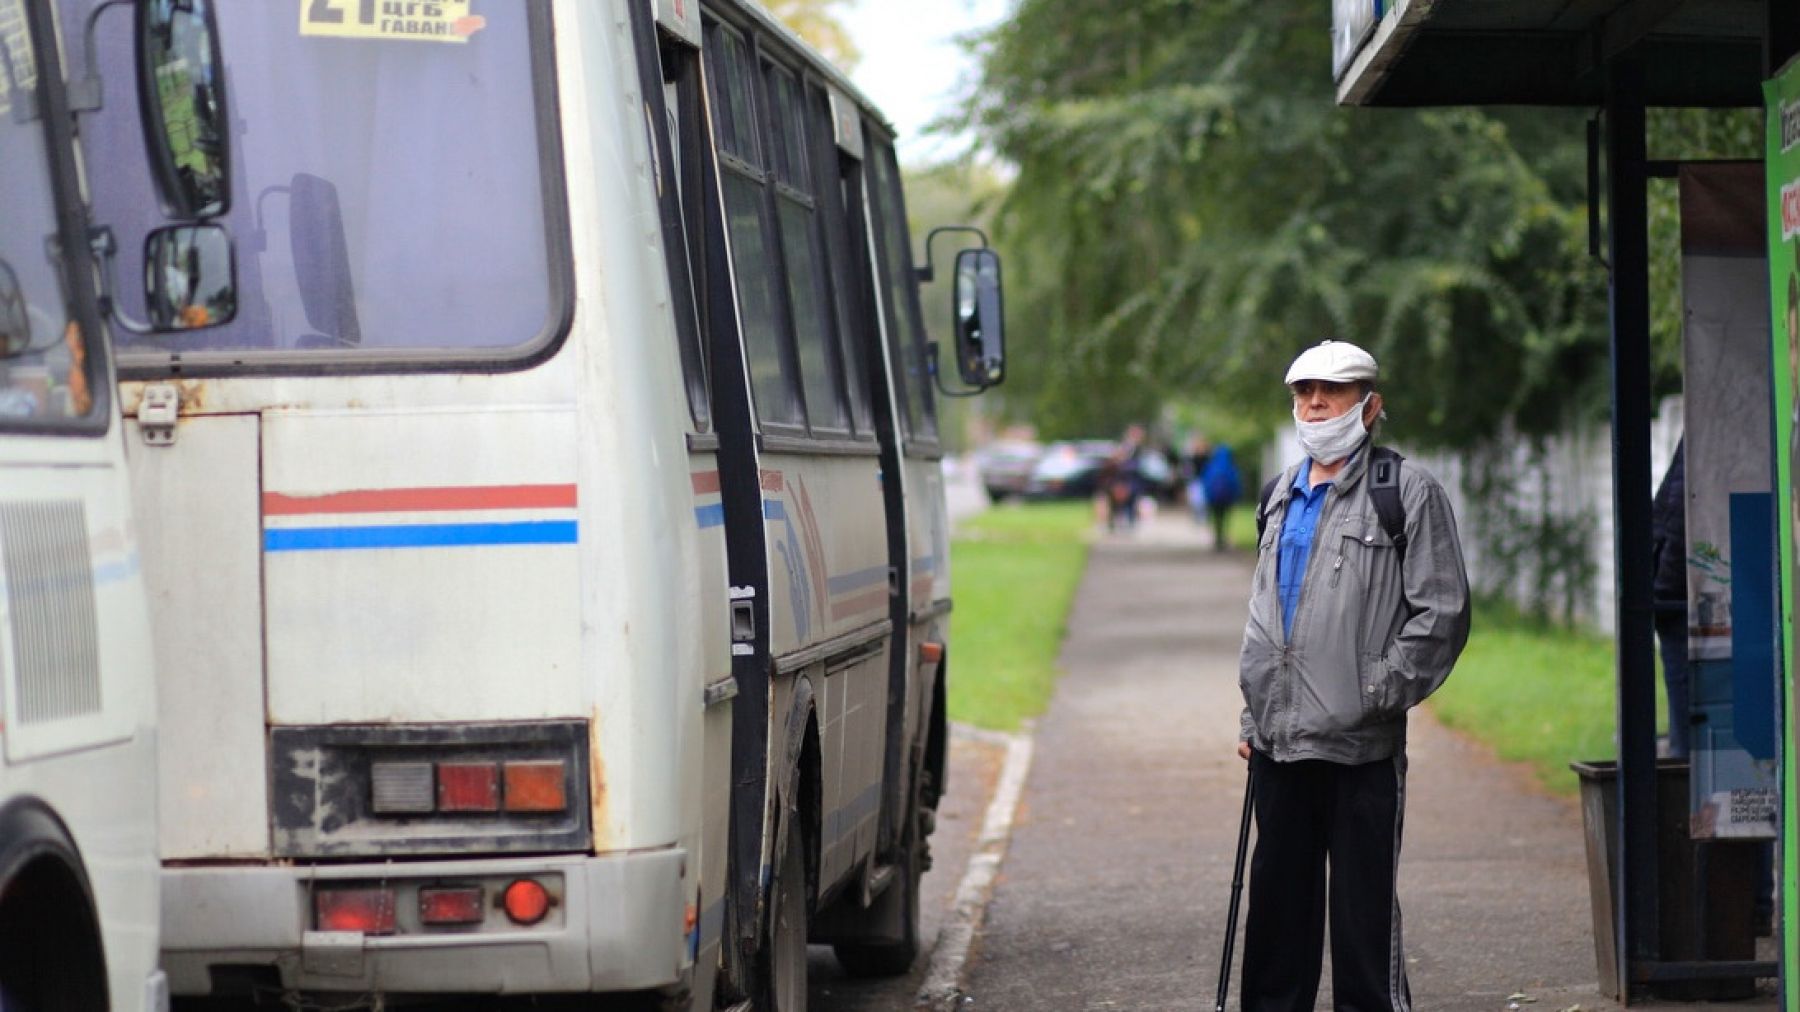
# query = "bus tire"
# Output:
<box><xmin>763</xmin><ymin>801</ymin><xmax>809</xmax><ymax>1012</ymax></box>
<box><xmin>830</xmin><ymin>770</ymin><xmax>927</xmax><ymax>978</ymax></box>
<box><xmin>0</xmin><ymin>801</ymin><xmax>109</xmax><ymax>1012</ymax></box>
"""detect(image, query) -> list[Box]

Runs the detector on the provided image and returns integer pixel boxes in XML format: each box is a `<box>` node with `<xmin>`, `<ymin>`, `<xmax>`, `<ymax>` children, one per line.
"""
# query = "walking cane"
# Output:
<box><xmin>1214</xmin><ymin>762</ymin><xmax>1256</xmax><ymax>1012</ymax></box>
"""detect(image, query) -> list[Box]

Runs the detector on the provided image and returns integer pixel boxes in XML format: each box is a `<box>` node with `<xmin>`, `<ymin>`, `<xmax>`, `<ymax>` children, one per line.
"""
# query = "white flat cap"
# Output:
<box><xmin>1284</xmin><ymin>339</ymin><xmax>1378</xmax><ymax>385</ymax></box>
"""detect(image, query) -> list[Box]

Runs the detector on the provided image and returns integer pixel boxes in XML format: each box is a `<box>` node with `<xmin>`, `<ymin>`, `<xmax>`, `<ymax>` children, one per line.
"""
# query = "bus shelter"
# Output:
<box><xmin>1335</xmin><ymin>1</ymin><xmax>1800</xmax><ymax>1004</ymax></box>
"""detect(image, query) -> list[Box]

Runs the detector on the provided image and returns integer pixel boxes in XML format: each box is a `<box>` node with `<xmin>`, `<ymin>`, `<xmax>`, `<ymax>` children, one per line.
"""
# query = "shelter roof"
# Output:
<box><xmin>1336</xmin><ymin>0</ymin><xmax>1766</xmax><ymax>108</ymax></box>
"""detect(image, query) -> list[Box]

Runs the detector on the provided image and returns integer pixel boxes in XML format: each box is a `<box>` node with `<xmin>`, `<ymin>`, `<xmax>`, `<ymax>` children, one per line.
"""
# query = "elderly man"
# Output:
<box><xmin>1234</xmin><ymin>339</ymin><xmax>1471</xmax><ymax>1011</ymax></box>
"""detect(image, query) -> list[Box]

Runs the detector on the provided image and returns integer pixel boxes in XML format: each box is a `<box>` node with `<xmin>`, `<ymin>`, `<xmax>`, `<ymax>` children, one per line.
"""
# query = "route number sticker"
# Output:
<box><xmin>300</xmin><ymin>1</ymin><xmax>486</xmax><ymax>44</ymax></box>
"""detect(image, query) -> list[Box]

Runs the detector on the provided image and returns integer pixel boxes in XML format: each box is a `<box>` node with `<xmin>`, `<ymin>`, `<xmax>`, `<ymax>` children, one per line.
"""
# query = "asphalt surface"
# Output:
<box><xmin>948</xmin><ymin>512</ymin><xmax>1777</xmax><ymax>1011</ymax></box>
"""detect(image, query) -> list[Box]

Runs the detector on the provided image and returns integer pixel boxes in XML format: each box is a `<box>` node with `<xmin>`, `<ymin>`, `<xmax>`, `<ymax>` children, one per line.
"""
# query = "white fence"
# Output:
<box><xmin>1262</xmin><ymin>398</ymin><xmax>1685</xmax><ymax>634</ymax></box>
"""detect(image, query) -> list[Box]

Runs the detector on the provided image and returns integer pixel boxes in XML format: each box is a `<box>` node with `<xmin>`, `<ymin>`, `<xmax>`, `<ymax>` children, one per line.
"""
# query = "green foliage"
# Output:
<box><xmin>948</xmin><ymin>502</ymin><xmax>1092</xmax><ymax>730</ymax></box>
<box><xmin>764</xmin><ymin>0</ymin><xmax>859</xmax><ymax>70</ymax></box>
<box><xmin>956</xmin><ymin>0</ymin><xmax>1625</xmax><ymax>449</ymax></box>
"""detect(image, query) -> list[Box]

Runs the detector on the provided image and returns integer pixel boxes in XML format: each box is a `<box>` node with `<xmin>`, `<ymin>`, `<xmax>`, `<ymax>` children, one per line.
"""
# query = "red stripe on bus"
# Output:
<box><xmin>760</xmin><ymin>470</ymin><xmax>785</xmax><ymax>491</ymax></box>
<box><xmin>831</xmin><ymin>588</ymin><xmax>890</xmax><ymax>621</ymax></box>
<box><xmin>263</xmin><ymin>485</ymin><xmax>578</xmax><ymax>516</ymax></box>
<box><xmin>691</xmin><ymin>471</ymin><xmax>721</xmax><ymax>495</ymax></box>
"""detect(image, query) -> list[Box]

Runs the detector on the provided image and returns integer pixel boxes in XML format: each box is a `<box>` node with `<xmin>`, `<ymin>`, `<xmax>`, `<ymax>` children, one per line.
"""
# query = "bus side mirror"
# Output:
<box><xmin>952</xmin><ymin>248</ymin><xmax>1005</xmax><ymax>389</ymax></box>
<box><xmin>137</xmin><ymin>0</ymin><xmax>230</xmax><ymax>219</ymax></box>
<box><xmin>0</xmin><ymin>261</ymin><xmax>30</xmax><ymax>356</ymax></box>
<box><xmin>145</xmin><ymin>224</ymin><xmax>236</xmax><ymax>330</ymax></box>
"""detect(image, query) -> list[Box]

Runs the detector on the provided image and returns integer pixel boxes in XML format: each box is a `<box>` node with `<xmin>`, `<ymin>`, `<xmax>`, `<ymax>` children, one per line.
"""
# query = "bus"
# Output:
<box><xmin>0</xmin><ymin>0</ymin><xmax>221</xmax><ymax>1007</ymax></box>
<box><xmin>71</xmin><ymin>0</ymin><xmax>1005</xmax><ymax>1007</ymax></box>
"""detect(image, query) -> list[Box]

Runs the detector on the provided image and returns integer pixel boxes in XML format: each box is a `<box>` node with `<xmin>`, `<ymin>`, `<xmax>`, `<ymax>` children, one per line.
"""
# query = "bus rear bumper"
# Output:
<box><xmin>161</xmin><ymin>849</ymin><xmax>689</xmax><ymax>996</ymax></box>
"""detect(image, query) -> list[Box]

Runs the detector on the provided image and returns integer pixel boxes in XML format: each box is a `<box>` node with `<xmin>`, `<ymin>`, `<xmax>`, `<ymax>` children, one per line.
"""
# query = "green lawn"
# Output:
<box><xmin>947</xmin><ymin>501</ymin><xmax>1093</xmax><ymax>730</ymax></box>
<box><xmin>1429</xmin><ymin>602</ymin><xmax>1659</xmax><ymax>797</ymax></box>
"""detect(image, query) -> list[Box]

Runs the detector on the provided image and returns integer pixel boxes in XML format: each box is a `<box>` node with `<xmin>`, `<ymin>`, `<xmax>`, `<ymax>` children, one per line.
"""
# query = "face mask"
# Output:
<box><xmin>1293</xmin><ymin>393</ymin><xmax>1371</xmax><ymax>464</ymax></box>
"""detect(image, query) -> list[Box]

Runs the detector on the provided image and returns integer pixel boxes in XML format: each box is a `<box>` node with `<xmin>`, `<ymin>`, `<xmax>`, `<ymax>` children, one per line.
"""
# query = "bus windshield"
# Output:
<box><xmin>72</xmin><ymin>0</ymin><xmax>564</xmax><ymax>368</ymax></box>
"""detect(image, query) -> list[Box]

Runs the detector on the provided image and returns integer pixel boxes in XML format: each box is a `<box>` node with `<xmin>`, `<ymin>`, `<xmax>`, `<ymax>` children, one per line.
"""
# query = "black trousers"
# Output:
<box><xmin>1241</xmin><ymin>749</ymin><xmax>1409</xmax><ymax>1012</ymax></box>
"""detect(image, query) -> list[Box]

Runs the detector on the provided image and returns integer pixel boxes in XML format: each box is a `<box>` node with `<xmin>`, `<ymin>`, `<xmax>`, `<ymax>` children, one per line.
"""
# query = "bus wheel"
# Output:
<box><xmin>765</xmin><ymin>814</ymin><xmax>809</xmax><ymax>1011</ymax></box>
<box><xmin>830</xmin><ymin>780</ymin><xmax>926</xmax><ymax>978</ymax></box>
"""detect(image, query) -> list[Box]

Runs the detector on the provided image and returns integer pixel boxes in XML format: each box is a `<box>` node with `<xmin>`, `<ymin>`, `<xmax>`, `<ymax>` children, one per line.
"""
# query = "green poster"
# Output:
<box><xmin>1765</xmin><ymin>58</ymin><xmax>1800</xmax><ymax>1007</ymax></box>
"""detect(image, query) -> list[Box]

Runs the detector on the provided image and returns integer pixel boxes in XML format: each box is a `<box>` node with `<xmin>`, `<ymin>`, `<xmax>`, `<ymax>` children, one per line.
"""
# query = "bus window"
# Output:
<box><xmin>865</xmin><ymin>138</ymin><xmax>936</xmax><ymax>442</ymax></box>
<box><xmin>821</xmin><ymin>147</ymin><xmax>878</xmax><ymax>438</ymax></box>
<box><xmin>705</xmin><ymin>20</ymin><xmax>803</xmax><ymax>429</ymax></box>
<box><xmin>68</xmin><ymin>0</ymin><xmax>566</xmax><ymax>367</ymax></box>
<box><xmin>654</xmin><ymin>36</ymin><xmax>710</xmax><ymax>431</ymax></box>
<box><xmin>0</xmin><ymin>1</ymin><xmax>98</xmax><ymax>427</ymax></box>
<box><xmin>766</xmin><ymin>64</ymin><xmax>848</xmax><ymax>435</ymax></box>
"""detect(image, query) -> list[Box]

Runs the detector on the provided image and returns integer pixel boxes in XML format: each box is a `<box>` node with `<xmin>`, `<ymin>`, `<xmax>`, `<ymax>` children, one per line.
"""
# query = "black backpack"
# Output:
<box><xmin>1255</xmin><ymin>446</ymin><xmax>1409</xmax><ymax>564</ymax></box>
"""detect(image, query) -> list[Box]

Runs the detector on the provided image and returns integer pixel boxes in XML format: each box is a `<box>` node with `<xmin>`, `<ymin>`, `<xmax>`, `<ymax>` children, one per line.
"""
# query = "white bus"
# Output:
<box><xmin>72</xmin><ymin>1</ymin><xmax>1004</xmax><ymax>1007</ymax></box>
<box><xmin>0</xmin><ymin>0</ymin><xmax>219</xmax><ymax>1007</ymax></box>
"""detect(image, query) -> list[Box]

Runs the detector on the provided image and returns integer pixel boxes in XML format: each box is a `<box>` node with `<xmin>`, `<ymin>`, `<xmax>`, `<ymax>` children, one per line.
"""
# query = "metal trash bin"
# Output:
<box><xmin>1570</xmin><ymin>758</ymin><xmax>1758</xmax><ymax>1001</ymax></box>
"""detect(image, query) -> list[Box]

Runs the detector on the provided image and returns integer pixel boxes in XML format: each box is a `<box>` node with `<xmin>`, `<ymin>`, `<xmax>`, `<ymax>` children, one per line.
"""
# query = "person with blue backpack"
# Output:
<box><xmin>1231</xmin><ymin>339</ymin><xmax>1471</xmax><ymax>1011</ymax></box>
<box><xmin>1199</xmin><ymin>440</ymin><xmax>1243</xmax><ymax>550</ymax></box>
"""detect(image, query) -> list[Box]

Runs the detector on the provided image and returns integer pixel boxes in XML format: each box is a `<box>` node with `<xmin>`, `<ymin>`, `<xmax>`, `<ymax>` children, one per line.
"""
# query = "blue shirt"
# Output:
<box><xmin>1277</xmin><ymin>465</ymin><xmax>1332</xmax><ymax>639</ymax></box>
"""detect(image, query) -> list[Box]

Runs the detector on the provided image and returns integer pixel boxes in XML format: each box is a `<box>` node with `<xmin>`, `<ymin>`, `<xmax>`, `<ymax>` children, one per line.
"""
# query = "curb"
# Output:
<box><xmin>916</xmin><ymin>725</ymin><xmax>1036</xmax><ymax>1008</ymax></box>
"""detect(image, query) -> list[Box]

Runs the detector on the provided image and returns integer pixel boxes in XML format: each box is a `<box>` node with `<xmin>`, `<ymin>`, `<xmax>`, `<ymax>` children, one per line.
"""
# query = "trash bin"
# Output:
<box><xmin>1570</xmin><ymin>758</ymin><xmax>1758</xmax><ymax>1001</ymax></box>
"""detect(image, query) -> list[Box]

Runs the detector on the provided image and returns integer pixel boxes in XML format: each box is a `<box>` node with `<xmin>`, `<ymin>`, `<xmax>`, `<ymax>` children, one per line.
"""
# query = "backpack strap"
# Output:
<box><xmin>1254</xmin><ymin>474</ymin><xmax>1281</xmax><ymax>543</ymax></box>
<box><xmin>1367</xmin><ymin>445</ymin><xmax>1407</xmax><ymax>566</ymax></box>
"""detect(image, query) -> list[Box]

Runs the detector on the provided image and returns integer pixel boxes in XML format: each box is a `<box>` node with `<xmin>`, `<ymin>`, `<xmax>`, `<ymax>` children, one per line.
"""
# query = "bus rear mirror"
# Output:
<box><xmin>145</xmin><ymin>224</ymin><xmax>237</xmax><ymax>331</ymax></box>
<box><xmin>952</xmin><ymin>248</ymin><xmax>1005</xmax><ymax>389</ymax></box>
<box><xmin>0</xmin><ymin>261</ymin><xmax>29</xmax><ymax>356</ymax></box>
<box><xmin>137</xmin><ymin>0</ymin><xmax>230</xmax><ymax>219</ymax></box>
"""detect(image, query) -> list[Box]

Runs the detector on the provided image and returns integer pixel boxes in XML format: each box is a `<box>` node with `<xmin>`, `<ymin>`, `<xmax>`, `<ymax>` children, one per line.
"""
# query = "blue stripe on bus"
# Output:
<box><xmin>695</xmin><ymin>503</ymin><xmax>725</xmax><ymax>529</ymax></box>
<box><xmin>763</xmin><ymin>499</ymin><xmax>786</xmax><ymax>521</ymax></box>
<box><xmin>264</xmin><ymin>521</ymin><xmax>579</xmax><ymax>552</ymax></box>
<box><xmin>827</xmin><ymin>565</ymin><xmax>889</xmax><ymax>595</ymax></box>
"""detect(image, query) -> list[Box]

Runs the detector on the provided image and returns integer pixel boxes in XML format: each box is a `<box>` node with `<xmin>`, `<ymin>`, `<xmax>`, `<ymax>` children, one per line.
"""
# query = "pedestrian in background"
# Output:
<box><xmin>1199</xmin><ymin>441</ymin><xmax>1243</xmax><ymax>550</ymax></box>
<box><xmin>1234</xmin><ymin>339</ymin><xmax>1471</xmax><ymax>1011</ymax></box>
<box><xmin>1651</xmin><ymin>439</ymin><xmax>1688</xmax><ymax>758</ymax></box>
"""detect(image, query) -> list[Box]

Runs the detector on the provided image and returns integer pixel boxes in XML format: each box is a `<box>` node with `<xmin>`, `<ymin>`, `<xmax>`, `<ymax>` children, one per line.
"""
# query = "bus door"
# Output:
<box><xmin>858</xmin><ymin>129</ymin><xmax>951</xmax><ymax>855</ymax></box>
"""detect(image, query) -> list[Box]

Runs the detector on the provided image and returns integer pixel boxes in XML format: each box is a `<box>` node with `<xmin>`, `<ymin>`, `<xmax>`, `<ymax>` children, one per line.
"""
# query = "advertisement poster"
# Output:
<box><xmin>1762</xmin><ymin>58</ymin><xmax>1800</xmax><ymax>1006</ymax></box>
<box><xmin>1680</xmin><ymin>164</ymin><xmax>1777</xmax><ymax>840</ymax></box>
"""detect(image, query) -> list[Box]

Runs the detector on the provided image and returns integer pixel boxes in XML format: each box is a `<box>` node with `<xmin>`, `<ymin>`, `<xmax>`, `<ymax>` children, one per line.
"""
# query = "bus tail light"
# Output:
<box><xmin>437</xmin><ymin>762</ymin><xmax>500</xmax><ymax>812</ymax></box>
<box><xmin>418</xmin><ymin>886</ymin><xmax>486</xmax><ymax>926</ymax></box>
<box><xmin>503</xmin><ymin>760</ymin><xmax>568</xmax><ymax>812</ymax></box>
<box><xmin>315</xmin><ymin>887</ymin><xmax>397</xmax><ymax>935</ymax></box>
<box><xmin>502</xmin><ymin>879</ymin><xmax>551</xmax><ymax>925</ymax></box>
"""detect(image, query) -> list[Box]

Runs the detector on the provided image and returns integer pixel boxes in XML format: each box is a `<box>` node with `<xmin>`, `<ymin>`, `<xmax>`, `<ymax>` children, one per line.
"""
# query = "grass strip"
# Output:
<box><xmin>947</xmin><ymin>501</ymin><xmax>1093</xmax><ymax>731</ymax></box>
<box><xmin>1427</xmin><ymin>600</ymin><xmax>1659</xmax><ymax>797</ymax></box>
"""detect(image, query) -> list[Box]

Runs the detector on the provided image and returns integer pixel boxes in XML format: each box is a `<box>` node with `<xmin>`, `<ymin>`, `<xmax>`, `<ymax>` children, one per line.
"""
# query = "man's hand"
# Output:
<box><xmin>1237</xmin><ymin>742</ymin><xmax>1250</xmax><ymax>760</ymax></box>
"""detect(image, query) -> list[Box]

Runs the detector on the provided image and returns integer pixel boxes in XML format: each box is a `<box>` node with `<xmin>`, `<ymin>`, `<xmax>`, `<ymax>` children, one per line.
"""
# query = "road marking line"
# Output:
<box><xmin>917</xmin><ymin>729</ymin><xmax>1035</xmax><ymax>1007</ymax></box>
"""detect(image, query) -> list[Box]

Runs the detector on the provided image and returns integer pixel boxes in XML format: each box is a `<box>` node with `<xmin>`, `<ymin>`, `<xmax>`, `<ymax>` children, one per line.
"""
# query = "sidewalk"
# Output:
<box><xmin>955</xmin><ymin>511</ymin><xmax>1777</xmax><ymax>1010</ymax></box>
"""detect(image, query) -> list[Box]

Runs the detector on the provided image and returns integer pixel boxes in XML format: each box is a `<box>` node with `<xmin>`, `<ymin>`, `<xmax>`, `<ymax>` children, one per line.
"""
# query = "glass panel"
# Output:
<box><xmin>67</xmin><ymin>0</ymin><xmax>556</xmax><ymax>362</ymax></box>
<box><xmin>778</xmin><ymin>198</ymin><xmax>845</xmax><ymax>432</ymax></box>
<box><xmin>724</xmin><ymin>171</ymin><xmax>801</xmax><ymax>426</ymax></box>
<box><xmin>0</xmin><ymin>1</ymin><xmax>94</xmax><ymax>426</ymax></box>
<box><xmin>866</xmin><ymin>142</ymin><xmax>932</xmax><ymax>438</ymax></box>
<box><xmin>707</xmin><ymin>22</ymin><xmax>760</xmax><ymax>167</ymax></box>
<box><xmin>659</xmin><ymin>40</ymin><xmax>708</xmax><ymax>430</ymax></box>
<box><xmin>766</xmin><ymin>64</ymin><xmax>809</xmax><ymax>191</ymax></box>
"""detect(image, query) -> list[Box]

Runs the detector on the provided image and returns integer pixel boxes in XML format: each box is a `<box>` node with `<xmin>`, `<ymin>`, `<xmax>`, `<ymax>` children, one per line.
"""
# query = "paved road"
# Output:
<box><xmin>948</xmin><ymin>513</ymin><xmax>1775</xmax><ymax>1011</ymax></box>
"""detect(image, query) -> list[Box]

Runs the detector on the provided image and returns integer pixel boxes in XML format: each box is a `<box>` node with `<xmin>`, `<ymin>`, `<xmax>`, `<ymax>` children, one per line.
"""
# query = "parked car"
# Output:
<box><xmin>1024</xmin><ymin>440</ymin><xmax>1115</xmax><ymax>499</ymax></box>
<box><xmin>975</xmin><ymin>440</ymin><xmax>1044</xmax><ymax>502</ymax></box>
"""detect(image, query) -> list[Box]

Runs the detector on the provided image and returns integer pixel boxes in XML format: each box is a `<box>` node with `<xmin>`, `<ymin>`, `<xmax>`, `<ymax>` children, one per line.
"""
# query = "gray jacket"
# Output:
<box><xmin>1238</xmin><ymin>444</ymin><xmax>1471</xmax><ymax>764</ymax></box>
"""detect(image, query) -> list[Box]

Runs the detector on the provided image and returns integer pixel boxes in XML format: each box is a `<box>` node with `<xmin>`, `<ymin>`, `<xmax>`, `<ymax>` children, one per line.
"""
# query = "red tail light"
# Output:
<box><xmin>315</xmin><ymin>887</ymin><xmax>397</xmax><ymax>935</ymax></box>
<box><xmin>502</xmin><ymin>878</ymin><xmax>551</xmax><ymax>925</ymax></box>
<box><xmin>418</xmin><ymin>886</ymin><xmax>486</xmax><ymax>926</ymax></box>
<box><xmin>503</xmin><ymin>760</ymin><xmax>568</xmax><ymax>812</ymax></box>
<box><xmin>437</xmin><ymin>762</ymin><xmax>500</xmax><ymax>812</ymax></box>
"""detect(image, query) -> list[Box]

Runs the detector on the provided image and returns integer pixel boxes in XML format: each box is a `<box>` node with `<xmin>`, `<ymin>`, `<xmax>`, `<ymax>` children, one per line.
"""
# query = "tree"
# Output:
<box><xmin>957</xmin><ymin>0</ymin><xmax>1620</xmax><ymax>449</ymax></box>
<box><xmin>764</xmin><ymin>0</ymin><xmax>859</xmax><ymax>71</ymax></box>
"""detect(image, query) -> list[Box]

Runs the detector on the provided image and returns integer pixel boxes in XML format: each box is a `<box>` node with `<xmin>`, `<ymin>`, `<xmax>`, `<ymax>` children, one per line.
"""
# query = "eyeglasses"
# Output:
<box><xmin>1289</xmin><ymin>379</ymin><xmax>1358</xmax><ymax>399</ymax></box>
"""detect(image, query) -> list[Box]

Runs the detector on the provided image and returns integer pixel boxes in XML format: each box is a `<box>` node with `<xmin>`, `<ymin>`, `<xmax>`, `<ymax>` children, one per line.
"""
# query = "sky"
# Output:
<box><xmin>836</xmin><ymin>0</ymin><xmax>1011</xmax><ymax>165</ymax></box>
